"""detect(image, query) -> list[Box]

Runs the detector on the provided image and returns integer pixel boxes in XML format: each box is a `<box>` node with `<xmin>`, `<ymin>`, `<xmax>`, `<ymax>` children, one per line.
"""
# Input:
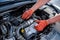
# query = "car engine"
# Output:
<box><xmin>0</xmin><ymin>1</ymin><xmax>59</xmax><ymax>40</ymax></box>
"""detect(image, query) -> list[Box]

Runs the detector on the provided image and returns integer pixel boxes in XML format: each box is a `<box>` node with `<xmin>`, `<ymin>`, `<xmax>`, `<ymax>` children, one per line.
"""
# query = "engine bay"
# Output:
<box><xmin>0</xmin><ymin>1</ymin><xmax>59</xmax><ymax>40</ymax></box>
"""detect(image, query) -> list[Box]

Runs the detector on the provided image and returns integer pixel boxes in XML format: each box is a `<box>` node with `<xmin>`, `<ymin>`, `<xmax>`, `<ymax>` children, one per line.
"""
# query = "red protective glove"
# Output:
<box><xmin>35</xmin><ymin>20</ymin><xmax>49</xmax><ymax>32</ymax></box>
<box><xmin>22</xmin><ymin>9</ymin><xmax>34</xmax><ymax>19</ymax></box>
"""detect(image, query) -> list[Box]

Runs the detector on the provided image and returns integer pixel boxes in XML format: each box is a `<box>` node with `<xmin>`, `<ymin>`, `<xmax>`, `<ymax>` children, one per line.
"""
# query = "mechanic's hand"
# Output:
<box><xmin>35</xmin><ymin>20</ymin><xmax>49</xmax><ymax>32</ymax></box>
<box><xmin>22</xmin><ymin>9</ymin><xmax>34</xmax><ymax>20</ymax></box>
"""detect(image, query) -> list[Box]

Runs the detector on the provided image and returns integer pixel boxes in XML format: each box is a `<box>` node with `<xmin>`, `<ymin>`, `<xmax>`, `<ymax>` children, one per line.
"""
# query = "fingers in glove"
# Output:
<box><xmin>35</xmin><ymin>20</ymin><xmax>41</xmax><ymax>23</ymax></box>
<box><xmin>26</xmin><ymin>14</ymin><xmax>32</xmax><ymax>19</ymax></box>
<box><xmin>22</xmin><ymin>12</ymin><xmax>28</xmax><ymax>19</ymax></box>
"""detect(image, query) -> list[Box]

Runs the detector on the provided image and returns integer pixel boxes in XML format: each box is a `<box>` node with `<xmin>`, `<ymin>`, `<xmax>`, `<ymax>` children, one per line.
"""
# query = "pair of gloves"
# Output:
<box><xmin>22</xmin><ymin>9</ymin><xmax>49</xmax><ymax>32</ymax></box>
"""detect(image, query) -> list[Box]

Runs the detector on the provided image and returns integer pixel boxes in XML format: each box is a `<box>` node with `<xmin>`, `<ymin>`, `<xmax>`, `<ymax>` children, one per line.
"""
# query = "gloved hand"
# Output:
<box><xmin>22</xmin><ymin>9</ymin><xmax>34</xmax><ymax>19</ymax></box>
<box><xmin>35</xmin><ymin>20</ymin><xmax>49</xmax><ymax>32</ymax></box>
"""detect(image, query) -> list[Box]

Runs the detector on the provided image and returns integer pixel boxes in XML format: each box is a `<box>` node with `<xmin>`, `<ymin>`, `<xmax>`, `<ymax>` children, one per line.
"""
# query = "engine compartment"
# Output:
<box><xmin>0</xmin><ymin>1</ymin><xmax>58</xmax><ymax>40</ymax></box>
